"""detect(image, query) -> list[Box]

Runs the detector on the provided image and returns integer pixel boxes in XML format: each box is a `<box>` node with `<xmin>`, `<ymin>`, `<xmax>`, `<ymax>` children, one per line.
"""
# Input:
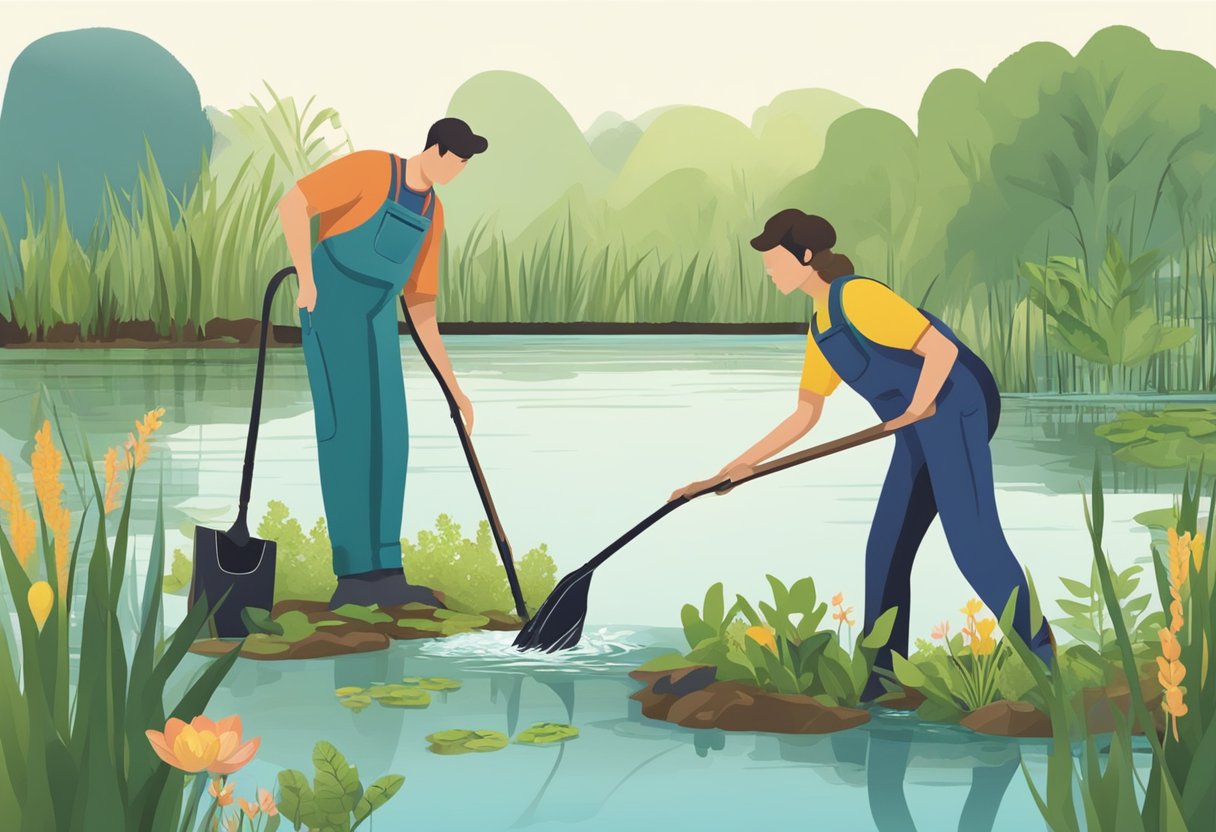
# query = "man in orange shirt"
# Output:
<box><xmin>277</xmin><ymin>118</ymin><xmax>487</xmax><ymax>609</ymax></box>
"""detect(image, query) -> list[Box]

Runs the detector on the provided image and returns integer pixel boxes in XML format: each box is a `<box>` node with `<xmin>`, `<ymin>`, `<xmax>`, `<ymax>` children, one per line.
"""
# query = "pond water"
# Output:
<box><xmin>0</xmin><ymin>336</ymin><xmax>1176</xmax><ymax>829</ymax></box>
<box><xmin>0</xmin><ymin>336</ymin><xmax>1191</xmax><ymax>632</ymax></box>
<box><xmin>191</xmin><ymin>625</ymin><xmax>1121</xmax><ymax>832</ymax></box>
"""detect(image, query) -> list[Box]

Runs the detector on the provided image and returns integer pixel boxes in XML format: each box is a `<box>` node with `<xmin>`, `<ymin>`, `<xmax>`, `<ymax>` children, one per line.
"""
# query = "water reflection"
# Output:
<box><xmin>195</xmin><ymin>634</ymin><xmax>1051</xmax><ymax>831</ymax></box>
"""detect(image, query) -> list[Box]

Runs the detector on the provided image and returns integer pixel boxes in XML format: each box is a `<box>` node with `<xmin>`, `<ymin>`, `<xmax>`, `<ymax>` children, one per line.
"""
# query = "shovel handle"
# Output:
<box><xmin>693</xmin><ymin>422</ymin><xmax>894</xmax><ymax>499</ymax></box>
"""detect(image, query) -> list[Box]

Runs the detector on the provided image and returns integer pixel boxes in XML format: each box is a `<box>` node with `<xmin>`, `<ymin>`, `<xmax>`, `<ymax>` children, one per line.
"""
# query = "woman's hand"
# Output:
<box><xmin>667</xmin><ymin>461</ymin><xmax>754</xmax><ymax>503</ymax></box>
<box><xmin>884</xmin><ymin>400</ymin><xmax>936</xmax><ymax>431</ymax></box>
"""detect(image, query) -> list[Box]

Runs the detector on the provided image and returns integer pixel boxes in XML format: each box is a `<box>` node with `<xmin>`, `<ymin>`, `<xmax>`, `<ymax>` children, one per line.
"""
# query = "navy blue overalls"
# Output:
<box><xmin>811</xmin><ymin>274</ymin><xmax>1053</xmax><ymax>697</ymax></box>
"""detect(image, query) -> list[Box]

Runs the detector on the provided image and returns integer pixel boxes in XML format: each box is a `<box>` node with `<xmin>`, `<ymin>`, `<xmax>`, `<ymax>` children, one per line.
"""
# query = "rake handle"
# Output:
<box><xmin>398</xmin><ymin>295</ymin><xmax>531</xmax><ymax>623</ymax></box>
<box><xmin>698</xmin><ymin>422</ymin><xmax>894</xmax><ymax>497</ymax></box>
<box><xmin>580</xmin><ymin>422</ymin><xmax>894</xmax><ymax>573</ymax></box>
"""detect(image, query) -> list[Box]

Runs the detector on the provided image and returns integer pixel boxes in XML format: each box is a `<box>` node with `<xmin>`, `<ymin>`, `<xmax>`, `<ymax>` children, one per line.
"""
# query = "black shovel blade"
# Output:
<box><xmin>190</xmin><ymin>526</ymin><xmax>277</xmax><ymax>639</ymax></box>
<box><xmin>512</xmin><ymin>569</ymin><xmax>593</xmax><ymax>652</ymax></box>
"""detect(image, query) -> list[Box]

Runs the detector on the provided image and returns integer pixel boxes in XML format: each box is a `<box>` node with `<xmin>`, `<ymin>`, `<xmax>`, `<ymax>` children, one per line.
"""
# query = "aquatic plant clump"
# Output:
<box><xmin>1096</xmin><ymin>405</ymin><xmax>1216</xmax><ymax>469</ymax></box>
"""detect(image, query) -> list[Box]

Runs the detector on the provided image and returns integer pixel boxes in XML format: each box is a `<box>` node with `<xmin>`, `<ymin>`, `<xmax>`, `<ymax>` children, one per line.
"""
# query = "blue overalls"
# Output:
<box><xmin>811</xmin><ymin>275</ymin><xmax>1053</xmax><ymax>697</ymax></box>
<box><xmin>300</xmin><ymin>154</ymin><xmax>435</xmax><ymax>577</ymax></box>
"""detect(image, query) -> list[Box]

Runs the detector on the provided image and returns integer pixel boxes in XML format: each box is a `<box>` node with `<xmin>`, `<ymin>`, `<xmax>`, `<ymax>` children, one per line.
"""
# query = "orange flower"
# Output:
<box><xmin>103</xmin><ymin>447</ymin><xmax>123</xmax><ymax>514</ymax></box>
<box><xmin>1159</xmin><ymin>628</ymin><xmax>1181</xmax><ymax>662</ymax></box>
<box><xmin>257</xmin><ymin>787</ymin><xmax>278</xmax><ymax>816</ymax></box>
<box><xmin>1158</xmin><ymin>626</ymin><xmax>1188</xmax><ymax>742</ymax></box>
<box><xmin>238</xmin><ymin>797</ymin><xmax>260</xmax><ymax>820</ymax></box>
<box><xmin>971</xmin><ymin>618</ymin><xmax>998</xmax><ymax>657</ymax></box>
<box><xmin>0</xmin><ymin>454</ymin><xmax>37</xmax><ymax>567</ymax></box>
<box><xmin>745</xmin><ymin>625</ymin><xmax>777</xmax><ymax>654</ymax></box>
<box><xmin>931</xmin><ymin>620</ymin><xmax>950</xmax><ymax>641</ymax></box>
<box><xmin>208</xmin><ymin>778</ymin><xmax>234</xmax><ymax>807</ymax></box>
<box><xmin>831</xmin><ymin>592</ymin><xmax>844</xmax><ymax>607</ymax></box>
<box><xmin>832</xmin><ymin>606</ymin><xmax>855</xmax><ymax>626</ymax></box>
<box><xmin>145</xmin><ymin>715</ymin><xmax>260</xmax><ymax>775</ymax></box>
<box><xmin>1157</xmin><ymin>656</ymin><xmax>1186</xmax><ymax>689</ymax></box>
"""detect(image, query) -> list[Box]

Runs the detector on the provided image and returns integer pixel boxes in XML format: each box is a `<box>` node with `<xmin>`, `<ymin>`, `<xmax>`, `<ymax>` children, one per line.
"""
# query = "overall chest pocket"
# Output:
<box><xmin>817</xmin><ymin>327</ymin><xmax>870</xmax><ymax>383</ymax></box>
<box><xmin>373</xmin><ymin>210</ymin><xmax>431</xmax><ymax>265</ymax></box>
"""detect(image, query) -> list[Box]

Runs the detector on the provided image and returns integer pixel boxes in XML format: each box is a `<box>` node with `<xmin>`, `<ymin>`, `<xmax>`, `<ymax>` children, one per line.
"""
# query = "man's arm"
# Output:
<box><xmin>277</xmin><ymin>185</ymin><xmax>317</xmax><ymax>311</ymax></box>
<box><xmin>403</xmin><ymin>292</ymin><xmax>473</xmax><ymax>433</ymax></box>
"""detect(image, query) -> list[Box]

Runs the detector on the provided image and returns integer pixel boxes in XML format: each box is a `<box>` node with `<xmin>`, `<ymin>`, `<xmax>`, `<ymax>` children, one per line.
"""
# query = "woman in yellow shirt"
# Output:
<box><xmin>671</xmin><ymin>209</ymin><xmax>1054</xmax><ymax>700</ymax></box>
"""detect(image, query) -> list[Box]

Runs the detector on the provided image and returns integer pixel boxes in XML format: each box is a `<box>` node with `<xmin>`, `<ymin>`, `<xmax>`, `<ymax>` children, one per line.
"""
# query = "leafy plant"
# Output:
<box><xmin>1053</xmin><ymin>560</ymin><xmax>1164</xmax><ymax>649</ymax></box>
<box><xmin>678</xmin><ymin>577</ymin><xmax>896</xmax><ymax>707</ymax></box>
<box><xmin>0</xmin><ymin>409</ymin><xmax>242</xmax><ymax>830</ymax></box>
<box><xmin>1022</xmin><ymin>235</ymin><xmax>1192</xmax><ymax>392</ymax></box>
<box><xmin>276</xmin><ymin>741</ymin><xmax>403</xmax><ymax>831</ymax></box>
<box><xmin>893</xmin><ymin>600</ymin><xmax>1013</xmax><ymax>720</ymax></box>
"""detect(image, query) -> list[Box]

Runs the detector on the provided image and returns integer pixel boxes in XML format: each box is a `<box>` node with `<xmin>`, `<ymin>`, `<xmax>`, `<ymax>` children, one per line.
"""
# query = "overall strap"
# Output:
<box><xmin>388</xmin><ymin>153</ymin><xmax>399</xmax><ymax>200</ymax></box>
<box><xmin>826</xmin><ymin>273</ymin><xmax>856</xmax><ymax>335</ymax></box>
<box><xmin>393</xmin><ymin>153</ymin><xmax>436</xmax><ymax>219</ymax></box>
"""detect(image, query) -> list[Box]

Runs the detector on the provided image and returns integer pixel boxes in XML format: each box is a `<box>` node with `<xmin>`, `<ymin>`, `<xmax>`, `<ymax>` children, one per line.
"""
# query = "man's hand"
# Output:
<box><xmin>884</xmin><ymin>400</ymin><xmax>936</xmax><ymax>431</ymax></box>
<box><xmin>454</xmin><ymin>388</ymin><xmax>475</xmax><ymax>435</ymax></box>
<box><xmin>296</xmin><ymin>279</ymin><xmax>317</xmax><ymax>313</ymax></box>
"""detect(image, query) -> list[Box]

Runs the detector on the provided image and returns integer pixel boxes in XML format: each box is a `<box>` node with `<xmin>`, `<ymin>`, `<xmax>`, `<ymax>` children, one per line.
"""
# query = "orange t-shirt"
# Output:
<box><xmin>296</xmin><ymin>149</ymin><xmax>445</xmax><ymax>297</ymax></box>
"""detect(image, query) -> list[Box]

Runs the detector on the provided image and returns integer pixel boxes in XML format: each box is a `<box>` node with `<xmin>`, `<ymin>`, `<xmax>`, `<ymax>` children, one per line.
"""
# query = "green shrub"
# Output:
<box><xmin>678</xmin><ymin>576</ymin><xmax>896</xmax><ymax>707</ymax></box>
<box><xmin>401</xmin><ymin>514</ymin><xmax>556</xmax><ymax>615</ymax></box>
<box><xmin>238</xmin><ymin>503</ymin><xmax>557</xmax><ymax>614</ymax></box>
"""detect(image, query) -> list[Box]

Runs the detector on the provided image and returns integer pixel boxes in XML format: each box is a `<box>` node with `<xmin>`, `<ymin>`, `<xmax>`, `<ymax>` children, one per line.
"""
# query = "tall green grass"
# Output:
<box><xmin>0</xmin><ymin>410</ymin><xmax>241</xmax><ymax>830</ymax></box>
<box><xmin>1004</xmin><ymin>458</ymin><xmax>1216</xmax><ymax>831</ymax></box>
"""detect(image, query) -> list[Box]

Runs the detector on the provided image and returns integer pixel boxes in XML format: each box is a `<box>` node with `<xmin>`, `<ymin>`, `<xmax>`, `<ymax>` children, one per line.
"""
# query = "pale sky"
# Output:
<box><xmin>2</xmin><ymin>1</ymin><xmax>1214</xmax><ymax>152</ymax></box>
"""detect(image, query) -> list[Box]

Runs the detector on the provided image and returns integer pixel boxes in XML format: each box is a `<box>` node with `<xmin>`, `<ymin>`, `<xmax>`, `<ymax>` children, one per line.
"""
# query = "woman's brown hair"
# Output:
<box><xmin>750</xmin><ymin>209</ymin><xmax>855</xmax><ymax>282</ymax></box>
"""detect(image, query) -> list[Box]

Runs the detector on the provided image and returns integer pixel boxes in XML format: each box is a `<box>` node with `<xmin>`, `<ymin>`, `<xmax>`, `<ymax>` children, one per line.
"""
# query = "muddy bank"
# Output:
<box><xmin>190</xmin><ymin>598</ymin><xmax>522</xmax><ymax>661</ymax></box>
<box><xmin>629</xmin><ymin>665</ymin><xmax>871</xmax><ymax>734</ymax></box>
<box><xmin>877</xmin><ymin>678</ymin><xmax>1165</xmax><ymax>738</ymax></box>
<box><xmin>1</xmin><ymin>315</ymin><xmax>808</xmax><ymax>348</ymax></box>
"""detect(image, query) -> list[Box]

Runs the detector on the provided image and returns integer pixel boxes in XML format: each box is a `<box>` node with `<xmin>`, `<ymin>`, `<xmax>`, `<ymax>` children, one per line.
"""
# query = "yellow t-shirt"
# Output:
<box><xmin>800</xmin><ymin>279</ymin><xmax>932</xmax><ymax>395</ymax></box>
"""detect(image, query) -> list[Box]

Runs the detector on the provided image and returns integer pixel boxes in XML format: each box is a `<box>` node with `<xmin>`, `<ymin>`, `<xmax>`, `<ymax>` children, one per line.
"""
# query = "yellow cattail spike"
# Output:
<box><xmin>0</xmin><ymin>454</ymin><xmax>37</xmax><ymax>566</ymax></box>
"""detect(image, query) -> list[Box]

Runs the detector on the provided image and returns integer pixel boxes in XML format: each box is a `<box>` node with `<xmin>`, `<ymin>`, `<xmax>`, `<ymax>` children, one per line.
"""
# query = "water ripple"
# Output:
<box><xmin>416</xmin><ymin>627</ymin><xmax>649</xmax><ymax>672</ymax></box>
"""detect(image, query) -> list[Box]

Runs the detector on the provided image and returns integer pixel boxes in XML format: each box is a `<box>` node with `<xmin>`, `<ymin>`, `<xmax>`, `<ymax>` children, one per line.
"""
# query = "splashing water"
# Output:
<box><xmin>417</xmin><ymin>627</ymin><xmax>649</xmax><ymax>672</ymax></box>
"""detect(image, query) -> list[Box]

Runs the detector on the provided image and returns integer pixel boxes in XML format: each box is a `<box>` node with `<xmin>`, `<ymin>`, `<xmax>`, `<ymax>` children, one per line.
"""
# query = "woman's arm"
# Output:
<box><xmin>668</xmin><ymin>389</ymin><xmax>825</xmax><ymax>501</ymax></box>
<box><xmin>884</xmin><ymin>325</ymin><xmax>958</xmax><ymax>430</ymax></box>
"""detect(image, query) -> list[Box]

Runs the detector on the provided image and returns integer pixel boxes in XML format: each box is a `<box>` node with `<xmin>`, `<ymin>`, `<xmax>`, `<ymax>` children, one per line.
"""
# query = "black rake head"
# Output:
<box><xmin>512</xmin><ymin>569</ymin><xmax>593</xmax><ymax>652</ymax></box>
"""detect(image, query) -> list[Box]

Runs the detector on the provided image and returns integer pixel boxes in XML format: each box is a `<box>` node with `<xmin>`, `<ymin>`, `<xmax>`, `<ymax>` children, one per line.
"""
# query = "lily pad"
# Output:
<box><xmin>418</xmin><ymin>677</ymin><xmax>462</xmax><ymax>692</ymax></box>
<box><xmin>426</xmin><ymin>729</ymin><xmax>508</xmax><ymax>755</ymax></box>
<box><xmin>335</xmin><ymin>686</ymin><xmax>365</xmax><ymax>697</ymax></box>
<box><xmin>241</xmin><ymin>635</ymin><xmax>291</xmax><ymax>655</ymax></box>
<box><xmin>339</xmin><ymin>694</ymin><xmax>373</xmax><ymax>712</ymax></box>
<box><xmin>1098</xmin><ymin>407</ymin><xmax>1216</xmax><ymax>469</ymax></box>
<box><xmin>332</xmin><ymin>604</ymin><xmax>394</xmax><ymax>624</ymax></box>
<box><xmin>515</xmin><ymin>722</ymin><xmax>579</xmax><ymax>745</ymax></box>
<box><xmin>272</xmin><ymin>610</ymin><xmax>318</xmax><ymax>642</ymax></box>
<box><xmin>378</xmin><ymin>689</ymin><xmax>432</xmax><ymax>708</ymax></box>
